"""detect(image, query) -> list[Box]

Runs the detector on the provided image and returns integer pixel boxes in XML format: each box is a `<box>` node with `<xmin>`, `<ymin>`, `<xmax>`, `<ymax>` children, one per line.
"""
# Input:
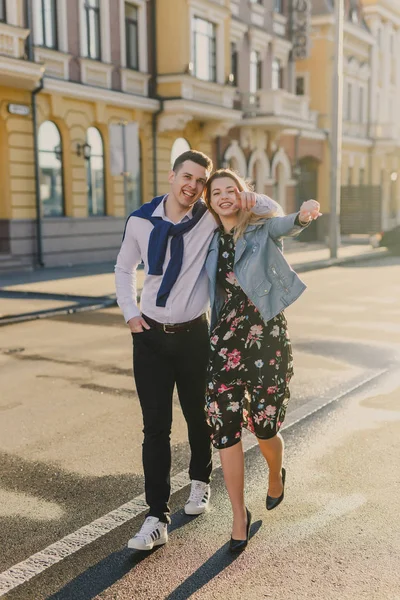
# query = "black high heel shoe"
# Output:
<box><xmin>266</xmin><ymin>467</ymin><xmax>286</xmax><ymax>511</ymax></box>
<box><xmin>229</xmin><ymin>508</ymin><xmax>252</xmax><ymax>553</ymax></box>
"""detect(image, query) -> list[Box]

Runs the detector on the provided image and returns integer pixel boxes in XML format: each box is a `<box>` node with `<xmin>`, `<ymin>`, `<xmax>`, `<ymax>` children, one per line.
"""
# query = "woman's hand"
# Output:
<box><xmin>299</xmin><ymin>200</ymin><xmax>322</xmax><ymax>225</ymax></box>
<box><xmin>233</xmin><ymin>187</ymin><xmax>257</xmax><ymax>212</ymax></box>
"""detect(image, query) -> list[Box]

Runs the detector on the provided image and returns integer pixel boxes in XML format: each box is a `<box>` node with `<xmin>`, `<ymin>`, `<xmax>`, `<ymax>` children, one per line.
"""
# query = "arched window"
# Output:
<box><xmin>38</xmin><ymin>121</ymin><xmax>64</xmax><ymax>217</ymax></box>
<box><xmin>86</xmin><ymin>127</ymin><xmax>105</xmax><ymax>216</ymax></box>
<box><xmin>126</xmin><ymin>140</ymin><xmax>142</xmax><ymax>214</ymax></box>
<box><xmin>171</xmin><ymin>137</ymin><xmax>191</xmax><ymax>168</ymax></box>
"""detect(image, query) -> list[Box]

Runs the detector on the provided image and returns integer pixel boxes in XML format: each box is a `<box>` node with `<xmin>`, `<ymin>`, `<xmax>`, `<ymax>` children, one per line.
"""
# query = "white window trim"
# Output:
<box><xmin>119</xmin><ymin>0</ymin><xmax>148</xmax><ymax>72</ymax></box>
<box><xmin>5</xmin><ymin>0</ymin><xmax>18</xmax><ymax>26</ymax></box>
<box><xmin>79</xmin><ymin>0</ymin><xmax>111</xmax><ymax>62</ymax></box>
<box><xmin>189</xmin><ymin>1</ymin><xmax>227</xmax><ymax>85</ymax></box>
<box><xmin>32</xmin><ymin>0</ymin><xmax>68</xmax><ymax>52</ymax></box>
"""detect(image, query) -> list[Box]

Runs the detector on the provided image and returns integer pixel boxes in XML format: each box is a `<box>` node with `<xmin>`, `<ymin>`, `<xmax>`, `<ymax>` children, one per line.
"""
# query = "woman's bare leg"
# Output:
<box><xmin>257</xmin><ymin>433</ymin><xmax>284</xmax><ymax>497</ymax></box>
<box><xmin>219</xmin><ymin>441</ymin><xmax>247</xmax><ymax>539</ymax></box>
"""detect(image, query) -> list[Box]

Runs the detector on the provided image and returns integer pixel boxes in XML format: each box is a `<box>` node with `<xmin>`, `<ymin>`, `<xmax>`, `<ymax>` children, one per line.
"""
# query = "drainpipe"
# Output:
<box><xmin>150</xmin><ymin>0</ymin><xmax>163</xmax><ymax>198</ymax></box>
<box><xmin>25</xmin><ymin>0</ymin><xmax>45</xmax><ymax>266</ymax></box>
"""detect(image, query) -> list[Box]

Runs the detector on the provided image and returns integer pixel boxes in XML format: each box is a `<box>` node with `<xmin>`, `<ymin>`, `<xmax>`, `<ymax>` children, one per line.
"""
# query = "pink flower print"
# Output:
<box><xmin>210</xmin><ymin>335</ymin><xmax>219</xmax><ymax>345</ymax></box>
<box><xmin>269</xmin><ymin>359</ymin><xmax>276</xmax><ymax>366</ymax></box>
<box><xmin>235</xmin><ymin>431</ymin><xmax>241</xmax><ymax>439</ymax></box>
<box><xmin>267</xmin><ymin>385</ymin><xmax>278</xmax><ymax>395</ymax></box>
<box><xmin>223</xmin><ymin>330</ymin><xmax>234</xmax><ymax>341</ymax></box>
<box><xmin>224</xmin><ymin>349</ymin><xmax>241</xmax><ymax>371</ymax></box>
<box><xmin>226</xmin><ymin>272</ymin><xmax>239</xmax><ymax>286</ymax></box>
<box><xmin>249</xmin><ymin>324</ymin><xmax>263</xmax><ymax>338</ymax></box>
<box><xmin>265</xmin><ymin>405</ymin><xmax>277</xmax><ymax>416</ymax></box>
<box><xmin>276</xmin><ymin>350</ymin><xmax>282</xmax><ymax>357</ymax></box>
<box><xmin>218</xmin><ymin>347</ymin><xmax>228</xmax><ymax>358</ymax></box>
<box><xmin>227</xmin><ymin>401</ymin><xmax>240</xmax><ymax>412</ymax></box>
<box><xmin>217</xmin><ymin>383</ymin><xmax>234</xmax><ymax>394</ymax></box>
<box><xmin>226</xmin><ymin>309</ymin><xmax>236</xmax><ymax>323</ymax></box>
<box><xmin>246</xmin><ymin>415</ymin><xmax>255</xmax><ymax>434</ymax></box>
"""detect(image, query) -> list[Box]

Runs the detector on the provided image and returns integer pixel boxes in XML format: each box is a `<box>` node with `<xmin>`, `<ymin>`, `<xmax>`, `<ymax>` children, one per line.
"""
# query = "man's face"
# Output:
<box><xmin>168</xmin><ymin>160</ymin><xmax>209</xmax><ymax>210</ymax></box>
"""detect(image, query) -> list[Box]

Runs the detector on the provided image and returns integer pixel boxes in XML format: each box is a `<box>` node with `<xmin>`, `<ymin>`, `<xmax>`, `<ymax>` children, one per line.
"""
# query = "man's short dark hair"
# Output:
<box><xmin>173</xmin><ymin>150</ymin><xmax>213</xmax><ymax>174</ymax></box>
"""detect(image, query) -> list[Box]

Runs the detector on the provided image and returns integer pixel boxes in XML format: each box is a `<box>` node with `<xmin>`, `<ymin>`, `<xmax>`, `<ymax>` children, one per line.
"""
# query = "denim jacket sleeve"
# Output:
<box><xmin>267</xmin><ymin>213</ymin><xmax>308</xmax><ymax>240</ymax></box>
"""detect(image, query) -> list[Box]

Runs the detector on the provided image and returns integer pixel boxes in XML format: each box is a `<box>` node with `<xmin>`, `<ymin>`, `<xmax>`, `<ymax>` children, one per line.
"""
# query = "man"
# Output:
<box><xmin>115</xmin><ymin>150</ymin><xmax>268</xmax><ymax>551</ymax></box>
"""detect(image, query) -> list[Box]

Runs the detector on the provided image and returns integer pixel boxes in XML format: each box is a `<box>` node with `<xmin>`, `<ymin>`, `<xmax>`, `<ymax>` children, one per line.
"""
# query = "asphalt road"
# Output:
<box><xmin>1</xmin><ymin>255</ymin><xmax>400</xmax><ymax>600</ymax></box>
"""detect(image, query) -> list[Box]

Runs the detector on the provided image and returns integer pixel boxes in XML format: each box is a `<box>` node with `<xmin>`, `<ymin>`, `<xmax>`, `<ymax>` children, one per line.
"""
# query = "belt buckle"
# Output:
<box><xmin>163</xmin><ymin>323</ymin><xmax>175</xmax><ymax>334</ymax></box>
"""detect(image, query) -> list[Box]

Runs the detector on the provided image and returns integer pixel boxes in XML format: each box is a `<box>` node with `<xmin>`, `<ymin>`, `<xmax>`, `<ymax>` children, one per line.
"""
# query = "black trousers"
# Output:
<box><xmin>132</xmin><ymin>318</ymin><xmax>212</xmax><ymax>523</ymax></box>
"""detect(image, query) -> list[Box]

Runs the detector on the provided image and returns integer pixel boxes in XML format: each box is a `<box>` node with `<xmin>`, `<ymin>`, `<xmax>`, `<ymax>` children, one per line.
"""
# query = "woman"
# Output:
<box><xmin>204</xmin><ymin>169</ymin><xmax>321</xmax><ymax>552</ymax></box>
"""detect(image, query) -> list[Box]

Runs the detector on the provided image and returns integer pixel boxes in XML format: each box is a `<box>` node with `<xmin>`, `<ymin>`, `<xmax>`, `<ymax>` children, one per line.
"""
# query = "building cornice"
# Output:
<box><xmin>43</xmin><ymin>77</ymin><xmax>160</xmax><ymax>112</ymax></box>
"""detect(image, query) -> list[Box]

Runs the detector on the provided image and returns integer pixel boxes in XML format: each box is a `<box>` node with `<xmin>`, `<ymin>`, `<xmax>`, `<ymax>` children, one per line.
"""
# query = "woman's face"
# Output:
<box><xmin>209</xmin><ymin>177</ymin><xmax>240</xmax><ymax>218</ymax></box>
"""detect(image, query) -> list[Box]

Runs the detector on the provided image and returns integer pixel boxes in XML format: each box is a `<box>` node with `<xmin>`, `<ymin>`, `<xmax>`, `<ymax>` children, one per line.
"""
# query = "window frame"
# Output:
<box><xmin>0</xmin><ymin>0</ymin><xmax>6</xmax><ymax>22</ymax></box>
<box><xmin>273</xmin><ymin>0</ymin><xmax>284</xmax><ymax>13</ymax></box>
<box><xmin>250</xmin><ymin>49</ymin><xmax>262</xmax><ymax>94</ymax></box>
<box><xmin>38</xmin><ymin>120</ymin><xmax>65</xmax><ymax>218</ymax></box>
<box><xmin>86</xmin><ymin>127</ymin><xmax>106</xmax><ymax>217</ymax></box>
<box><xmin>125</xmin><ymin>2</ymin><xmax>139</xmax><ymax>70</ymax></box>
<box><xmin>271</xmin><ymin>57</ymin><xmax>283</xmax><ymax>90</ymax></box>
<box><xmin>35</xmin><ymin>0</ymin><xmax>59</xmax><ymax>49</ymax></box>
<box><xmin>84</xmin><ymin>0</ymin><xmax>101</xmax><ymax>60</ymax></box>
<box><xmin>192</xmin><ymin>16</ymin><xmax>217</xmax><ymax>83</ymax></box>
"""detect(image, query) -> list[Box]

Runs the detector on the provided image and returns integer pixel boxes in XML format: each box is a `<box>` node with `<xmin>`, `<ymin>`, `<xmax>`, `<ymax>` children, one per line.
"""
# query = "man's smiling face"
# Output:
<box><xmin>168</xmin><ymin>160</ymin><xmax>209</xmax><ymax>210</ymax></box>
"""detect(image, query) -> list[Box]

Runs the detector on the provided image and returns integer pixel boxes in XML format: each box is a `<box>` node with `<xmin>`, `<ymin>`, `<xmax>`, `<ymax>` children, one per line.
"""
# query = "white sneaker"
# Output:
<box><xmin>127</xmin><ymin>516</ymin><xmax>168</xmax><ymax>551</ymax></box>
<box><xmin>184</xmin><ymin>480</ymin><xmax>210</xmax><ymax>515</ymax></box>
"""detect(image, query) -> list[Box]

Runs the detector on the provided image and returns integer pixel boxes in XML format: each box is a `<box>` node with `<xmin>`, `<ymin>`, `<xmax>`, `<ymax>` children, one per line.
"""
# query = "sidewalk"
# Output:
<box><xmin>0</xmin><ymin>240</ymin><xmax>388</xmax><ymax>325</ymax></box>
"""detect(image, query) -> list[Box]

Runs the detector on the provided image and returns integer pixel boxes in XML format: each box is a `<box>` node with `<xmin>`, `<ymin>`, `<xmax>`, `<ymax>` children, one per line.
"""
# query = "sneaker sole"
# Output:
<box><xmin>184</xmin><ymin>504</ymin><xmax>209</xmax><ymax>516</ymax></box>
<box><xmin>127</xmin><ymin>536</ymin><xmax>168</xmax><ymax>551</ymax></box>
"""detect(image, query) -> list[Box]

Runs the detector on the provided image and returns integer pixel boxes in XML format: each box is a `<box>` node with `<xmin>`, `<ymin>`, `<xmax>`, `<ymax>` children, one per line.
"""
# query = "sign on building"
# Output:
<box><xmin>290</xmin><ymin>0</ymin><xmax>311</xmax><ymax>60</ymax></box>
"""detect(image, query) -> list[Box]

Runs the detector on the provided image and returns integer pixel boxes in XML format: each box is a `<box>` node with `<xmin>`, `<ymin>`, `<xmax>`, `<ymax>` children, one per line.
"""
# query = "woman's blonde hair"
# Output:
<box><xmin>204</xmin><ymin>168</ymin><xmax>283</xmax><ymax>242</ymax></box>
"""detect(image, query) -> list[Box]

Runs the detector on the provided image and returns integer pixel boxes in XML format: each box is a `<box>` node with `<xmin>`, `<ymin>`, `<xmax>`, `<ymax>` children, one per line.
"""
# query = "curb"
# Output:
<box><xmin>0</xmin><ymin>248</ymin><xmax>389</xmax><ymax>327</ymax></box>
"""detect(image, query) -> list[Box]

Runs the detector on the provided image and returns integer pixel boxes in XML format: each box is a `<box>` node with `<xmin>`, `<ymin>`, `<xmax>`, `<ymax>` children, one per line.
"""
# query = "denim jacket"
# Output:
<box><xmin>205</xmin><ymin>213</ymin><xmax>308</xmax><ymax>330</ymax></box>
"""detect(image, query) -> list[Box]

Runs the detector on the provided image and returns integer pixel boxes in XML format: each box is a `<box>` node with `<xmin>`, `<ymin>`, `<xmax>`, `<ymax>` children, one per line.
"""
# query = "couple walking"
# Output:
<box><xmin>115</xmin><ymin>149</ymin><xmax>321</xmax><ymax>553</ymax></box>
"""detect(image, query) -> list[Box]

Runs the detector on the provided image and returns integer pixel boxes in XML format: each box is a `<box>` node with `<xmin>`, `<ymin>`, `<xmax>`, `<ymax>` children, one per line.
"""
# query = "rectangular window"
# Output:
<box><xmin>348</xmin><ymin>167</ymin><xmax>353</xmax><ymax>186</ymax></box>
<box><xmin>296</xmin><ymin>76</ymin><xmax>305</xmax><ymax>95</ymax></box>
<box><xmin>272</xmin><ymin>58</ymin><xmax>283</xmax><ymax>90</ymax></box>
<box><xmin>274</xmin><ymin>0</ymin><xmax>283</xmax><ymax>13</ymax></box>
<box><xmin>347</xmin><ymin>82</ymin><xmax>352</xmax><ymax>120</ymax></box>
<box><xmin>84</xmin><ymin>0</ymin><xmax>101</xmax><ymax>60</ymax></box>
<box><xmin>359</xmin><ymin>86</ymin><xmax>364</xmax><ymax>123</ymax></box>
<box><xmin>230</xmin><ymin>42</ymin><xmax>238</xmax><ymax>86</ymax></box>
<box><xmin>0</xmin><ymin>0</ymin><xmax>6</xmax><ymax>22</ymax></box>
<box><xmin>192</xmin><ymin>17</ymin><xmax>216</xmax><ymax>82</ymax></box>
<box><xmin>250</xmin><ymin>50</ymin><xmax>262</xmax><ymax>93</ymax></box>
<box><xmin>125</xmin><ymin>3</ymin><xmax>139</xmax><ymax>70</ymax></box>
<box><xmin>33</xmin><ymin>0</ymin><xmax>58</xmax><ymax>49</ymax></box>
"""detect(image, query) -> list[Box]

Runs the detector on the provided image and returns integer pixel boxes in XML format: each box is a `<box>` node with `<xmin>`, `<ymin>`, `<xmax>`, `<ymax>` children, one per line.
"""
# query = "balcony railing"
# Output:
<box><xmin>241</xmin><ymin>89</ymin><xmax>317</xmax><ymax>126</ymax></box>
<box><xmin>158</xmin><ymin>74</ymin><xmax>237</xmax><ymax>109</ymax></box>
<box><xmin>369</xmin><ymin>122</ymin><xmax>399</xmax><ymax>140</ymax></box>
<box><xmin>343</xmin><ymin>121</ymin><xmax>369</xmax><ymax>138</ymax></box>
<box><xmin>0</xmin><ymin>22</ymin><xmax>29</xmax><ymax>59</ymax></box>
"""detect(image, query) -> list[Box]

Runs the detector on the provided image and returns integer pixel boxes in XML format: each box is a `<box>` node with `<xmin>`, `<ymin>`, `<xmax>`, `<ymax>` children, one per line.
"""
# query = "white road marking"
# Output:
<box><xmin>0</xmin><ymin>368</ymin><xmax>388</xmax><ymax>596</ymax></box>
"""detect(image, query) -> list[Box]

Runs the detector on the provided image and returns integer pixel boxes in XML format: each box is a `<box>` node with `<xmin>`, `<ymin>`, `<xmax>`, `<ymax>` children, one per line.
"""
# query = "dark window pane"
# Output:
<box><xmin>0</xmin><ymin>0</ymin><xmax>6</xmax><ymax>22</ymax></box>
<box><xmin>296</xmin><ymin>76</ymin><xmax>305</xmax><ymax>95</ymax></box>
<box><xmin>125</xmin><ymin>3</ymin><xmax>139</xmax><ymax>70</ymax></box>
<box><xmin>38</xmin><ymin>121</ymin><xmax>64</xmax><ymax>217</ymax></box>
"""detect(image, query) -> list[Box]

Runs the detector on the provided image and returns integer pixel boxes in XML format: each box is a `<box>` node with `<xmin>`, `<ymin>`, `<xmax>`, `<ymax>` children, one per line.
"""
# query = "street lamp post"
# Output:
<box><xmin>329</xmin><ymin>0</ymin><xmax>344</xmax><ymax>259</ymax></box>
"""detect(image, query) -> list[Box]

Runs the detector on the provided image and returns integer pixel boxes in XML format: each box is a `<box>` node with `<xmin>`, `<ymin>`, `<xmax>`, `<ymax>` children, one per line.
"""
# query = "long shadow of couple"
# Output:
<box><xmin>48</xmin><ymin>510</ymin><xmax>263</xmax><ymax>600</ymax></box>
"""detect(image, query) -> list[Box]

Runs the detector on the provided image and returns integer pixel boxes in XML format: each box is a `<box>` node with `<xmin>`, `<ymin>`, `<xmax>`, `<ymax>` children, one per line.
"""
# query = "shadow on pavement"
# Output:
<box><xmin>45</xmin><ymin>513</ymin><xmax>258</xmax><ymax>600</ymax></box>
<box><xmin>164</xmin><ymin>520</ymin><xmax>262</xmax><ymax>600</ymax></box>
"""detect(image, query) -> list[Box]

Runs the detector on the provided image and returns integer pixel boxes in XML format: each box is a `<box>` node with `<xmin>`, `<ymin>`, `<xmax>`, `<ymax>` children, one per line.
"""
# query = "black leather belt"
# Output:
<box><xmin>142</xmin><ymin>313</ymin><xmax>208</xmax><ymax>334</ymax></box>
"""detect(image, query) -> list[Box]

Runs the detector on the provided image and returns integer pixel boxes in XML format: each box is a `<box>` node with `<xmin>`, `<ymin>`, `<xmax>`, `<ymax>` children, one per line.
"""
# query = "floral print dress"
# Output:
<box><xmin>205</xmin><ymin>229</ymin><xmax>294</xmax><ymax>450</ymax></box>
